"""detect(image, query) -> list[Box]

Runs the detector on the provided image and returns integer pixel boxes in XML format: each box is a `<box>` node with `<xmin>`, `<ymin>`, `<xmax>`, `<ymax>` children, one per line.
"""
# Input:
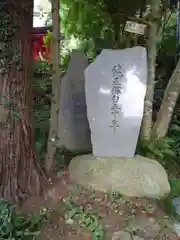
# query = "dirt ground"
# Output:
<box><xmin>21</xmin><ymin>167</ymin><xmax>179</xmax><ymax>240</ymax></box>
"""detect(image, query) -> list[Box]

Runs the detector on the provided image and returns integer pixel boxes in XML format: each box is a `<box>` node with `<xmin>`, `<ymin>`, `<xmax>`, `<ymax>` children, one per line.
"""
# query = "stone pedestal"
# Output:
<box><xmin>68</xmin><ymin>154</ymin><xmax>170</xmax><ymax>199</ymax></box>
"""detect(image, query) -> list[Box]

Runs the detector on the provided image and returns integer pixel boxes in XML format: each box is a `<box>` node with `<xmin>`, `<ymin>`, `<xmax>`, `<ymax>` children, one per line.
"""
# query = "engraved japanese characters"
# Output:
<box><xmin>110</xmin><ymin>64</ymin><xmax>124</xmax><ymax>132</ymax></box>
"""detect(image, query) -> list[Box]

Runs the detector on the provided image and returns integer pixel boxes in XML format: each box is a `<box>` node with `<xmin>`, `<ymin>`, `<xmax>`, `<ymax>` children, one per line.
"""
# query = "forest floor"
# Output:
<box><xmin>21</xmin><ymin>167</ymin><xmax>179</xmax><ymax>240</ymax></box>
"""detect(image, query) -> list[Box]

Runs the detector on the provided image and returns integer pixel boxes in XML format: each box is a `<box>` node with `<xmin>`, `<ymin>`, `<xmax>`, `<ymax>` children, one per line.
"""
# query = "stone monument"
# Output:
<box><xmin>84</xmin><ymin>46</ymin><xmax>147</xmax><ymax>157</ymax></box>
<box><xmin>58</xmin><ymin>49</ymin><xmax>92</xmax><ymax>151</ymax></box>
<box><xmin>68</xmin><ymin>47</ymin><xmax>170</xmax><ymax>199</ymax></box>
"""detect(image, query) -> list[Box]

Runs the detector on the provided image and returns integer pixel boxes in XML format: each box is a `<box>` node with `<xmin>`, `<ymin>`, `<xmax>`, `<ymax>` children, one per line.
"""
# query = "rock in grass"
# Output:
<box><xmin>68</xmin><ymin>154</ymin><xmax>170</xmax><ymax>199</ymax></box>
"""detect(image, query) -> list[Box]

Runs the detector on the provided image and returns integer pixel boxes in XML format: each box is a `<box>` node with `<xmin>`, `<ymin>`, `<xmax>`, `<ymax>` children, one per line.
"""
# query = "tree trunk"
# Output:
<box><xmin>141</xmin><ymin>0</ymin><xmax>161</xmax><ymax>140</ymax></box>
<box><xmin>151</xmin><ymin>58</ymin><xmax>180</xmax><ymax>139</ymax></box>
<box><xmin>113</xmin><ymin>21</ymin><xmax>122</xmax><ymax>49</ymax></box>
<box><xmin>45</xmin><ymin>0</ymin><xmax>61</xmax><ymax>172</ymax></box>
<box><xmin>0</xmin><ymin>0</ymin><xmax>47</xmax><ymax>203</ymax></box>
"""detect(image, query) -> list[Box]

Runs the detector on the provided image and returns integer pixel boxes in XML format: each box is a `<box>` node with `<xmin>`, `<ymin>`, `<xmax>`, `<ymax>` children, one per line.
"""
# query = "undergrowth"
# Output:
<box><xmin>0</xmin><ymin>199</ymin><xmax>47</xmax><ymax>239</ymax></box>
<box><xmin>63</xmin><ymin>197</ymin><xmax>105</xmax><ymax>240</ymax></box>
<box><xmin>136</xmin><ymin>124</ymin><xmax>180</xmax><ymax>219</ymax></box>
<box><xmin>136</xmin><ymin>122</ymin><xmax>180</xmax><ymax>178</ymax></box>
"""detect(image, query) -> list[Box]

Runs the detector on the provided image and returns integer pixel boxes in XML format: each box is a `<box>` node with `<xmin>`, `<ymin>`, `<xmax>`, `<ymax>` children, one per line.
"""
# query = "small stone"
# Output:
<box><xmin>133</xmin><ymin>237</ymin><xmax>144</xmax><ymax>240</ymax></box>
<box><xmin>112</xmin><ymin>231</ymin><xmax>144</xmax><ymax>240</ymax></box>
<box><xmin>65</xmin><ymin>218</ymin><xmax>74</xmax><ymax>225</ymax></box>
<box><xmin>118</xmin><ymin>210</ymin><xmax>124</xmax><ymax>215</ymax></box>
<box><xmin>112</xmin><ymin>231</ymin><xmax>131</xmax><ymax>240</ymax></box>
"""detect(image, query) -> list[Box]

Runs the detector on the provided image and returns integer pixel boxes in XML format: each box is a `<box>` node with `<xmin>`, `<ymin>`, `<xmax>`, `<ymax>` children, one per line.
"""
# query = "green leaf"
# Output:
<box><xmin>169</xmin><ymin>179</ymin><xmax>180</xmax><ymax>195</ymax></box>
<box><xmin>67</xmin><ymin>208</ymin><xmax>79</xmax><ymax>218</ymax></box>
<box><xmin>56</xmin><ymin>171</ymin><xmax>65</xmax><ymax>178</ymax></box>
<box><xmin>0</xmin><ymin>199</ymin><xmax>45</xmax><ymax>238</ymax></box>
<box><xmin>170</xmin><ymin>124</ymin><xmax>180</xmax><ymax>132</ymax></box>
<box><xmin>163</xmin><ymin>149</ymin><xmax>176</xmax><ymax>157</ymax></box>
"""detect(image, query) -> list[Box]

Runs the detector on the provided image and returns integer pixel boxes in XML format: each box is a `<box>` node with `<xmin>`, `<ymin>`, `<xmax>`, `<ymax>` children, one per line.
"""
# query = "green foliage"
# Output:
<box><xmin>61</xmin><ymin>52</ymin><xmax>71</xmax><ymax>71</ymax></box>
<box><xmin>136</xmin><ymin>132</ymin><xmax>180</xmax><ymax>178</ymax></box>
<box><xmin>0</xmin><ymin>1</ymin><xmax>22</xmax><ymax>73</ymax></box>
<box><xmin>137</xmin><ymin>137</ymin><xmax>176</xmax><ymax>162</ymax></box>
<box><xmin>34</xmin><ymin>104</ymin><xmax>50</xmax><ymax>162</ymax></box>
<box><xmin>0</xmin><ymin>199</ymin><xmax>47</xmax><ymax>239</ymax></box>
<box><xmin>137</xmin><ymin>118</ymin><xmax>180</xmax><ymax>178</ymax></box>
<box><xmin>61</xmin><ymin>1</ymin><xmax>111</xmax><ymax>40</ymax></box>
<box><xmin>63</xmin><ymin>197</ymin><xmax>105</xmax><ymax>240</ymax></box>
<box><xmin>168</xmin><ymin>121</ymin><xmax>180</xmax><ymax>156</ymax></box>
<box><xmin>169</xmin><ymin>179</ymin><xmax>180</xmax><ymax>196</ymax></box>
<box><xmin>61</xmin><ymin>0</ymin><xmax>147</xmax><ymax>53</ymax></box>
<box><xmin>33</xmin><ymin>60</ymin><xmax>52</xmax><ymax>76</ymax></box>
<box><xmin>33</xmin><ymin>61</ymin><xmax>52</xmax><ymax>162</ymax></box>
<box><xmin>43</xmin><ymin>31</ymin><xmax>53</xmax><ymax>47</ymax></box>
<box><xmin>160</xmin><ymin>179</ymin><xmax>180</xmax><ymax>220</ymax></box>
<box><xmin>155</xmin><ymin>11</ymin><xmax>177</xmax><ymax>111</ymax></box>
<box><xmin>158</xmin><ymin>11</ymin><xmax>177</xmax><ymax>56</ymax></box>
<box><xmin>0</xmin><ymin>1</ymin><xmax>24</xmax><ymax>122</ymax></box>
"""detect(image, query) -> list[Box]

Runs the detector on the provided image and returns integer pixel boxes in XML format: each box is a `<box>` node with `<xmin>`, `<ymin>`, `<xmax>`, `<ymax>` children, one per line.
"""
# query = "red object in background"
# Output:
<box><xmin>31</xmin><ymin>26</ymin><xmax>52</xmax><ymax>61</ymax></box>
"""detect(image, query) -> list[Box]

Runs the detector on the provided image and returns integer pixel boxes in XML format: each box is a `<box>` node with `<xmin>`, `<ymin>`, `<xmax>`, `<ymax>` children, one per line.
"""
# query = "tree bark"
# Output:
<box><xmin>0</xmin><ymin>0</ymin><xmax>47</xmax><ymax>203</ymax></box>
<box><xmin>141</xmin><ymin>0</ymin><xmax>161</xmax><ymax>140</ymax></box>
<box><xmin>45</xmin><ymin>0</ymin><xmax>61</xmax><ymax>172</ymax></box>
<box><xmin>151</xmin><ymin>58</ymin><xmax>180</xmax><ymax>139</ymax></box>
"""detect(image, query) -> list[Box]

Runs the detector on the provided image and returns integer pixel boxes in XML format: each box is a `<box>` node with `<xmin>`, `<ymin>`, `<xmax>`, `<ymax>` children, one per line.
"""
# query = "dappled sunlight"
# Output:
<box><xmin>99</xmin><ymin>87</ymin><xmax>111</xmax><ymax>95</ymax></box>
<box><xmin>123</xmin><ymin>66</ymin><xmax>147</xmax><ymax>118</ymax></box>
<box><xmin>98</xmin><ymin>65</ymin><xmax>147</xmax><ymax>119</ymax></box>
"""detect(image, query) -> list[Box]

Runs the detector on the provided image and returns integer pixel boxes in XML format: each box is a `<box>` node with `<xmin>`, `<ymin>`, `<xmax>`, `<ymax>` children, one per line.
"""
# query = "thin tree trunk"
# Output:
<box><xmin>113</xmin><ymin>23</ymin><xmax>121</xmax><ymax>49</ymax></box>
<box><xmin>45</xmin><ymin>0</ymin><xmax>61</xmax><ymax>172</ymax></box>
<box><xmin>151</xmin><ymin>58</ymin><xmax>180</xmax><ymax>139</ymax></box>
<box><xmin>141</xmin><ymin>0</ymin><xmax>161</xmax><ymax>140</ymax></box>
<box><xmin>0</xmin><ymin>0</ymin><xmax>47</xmax><ymax>203</ymax></box>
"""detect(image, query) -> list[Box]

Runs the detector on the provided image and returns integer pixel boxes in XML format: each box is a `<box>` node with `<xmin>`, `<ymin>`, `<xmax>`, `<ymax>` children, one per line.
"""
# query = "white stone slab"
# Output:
<box><xmin>84</xmin><ymin>47</ymin><xmax>147</xmax><ymax>157</ymax></box>
<box><xmin>58</xmin><ymin>49</ymin><xmax>92</xmax><ymax>151</ymax></box>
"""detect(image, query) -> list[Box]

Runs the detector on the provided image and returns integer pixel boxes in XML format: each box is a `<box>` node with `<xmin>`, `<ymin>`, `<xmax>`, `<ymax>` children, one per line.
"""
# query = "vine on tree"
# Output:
<box><xmin>0</xmin><ymin>1</ymin><xmax>22</xmax><ymax>126</ymax></box>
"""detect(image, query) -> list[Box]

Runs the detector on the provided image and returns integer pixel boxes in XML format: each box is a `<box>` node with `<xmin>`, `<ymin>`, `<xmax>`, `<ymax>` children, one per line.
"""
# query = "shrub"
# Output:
<box><xmin>0</xmin><ymin>199</ymin><xmax>46</xmax><ymax>239</ymax></box>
